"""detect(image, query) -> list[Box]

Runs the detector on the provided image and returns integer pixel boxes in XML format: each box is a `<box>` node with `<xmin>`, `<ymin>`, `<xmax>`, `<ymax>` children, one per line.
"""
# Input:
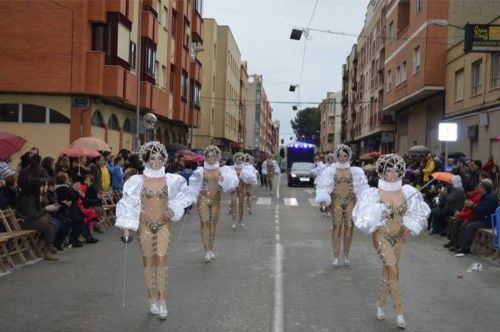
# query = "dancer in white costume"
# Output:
<box><xmin>116</xmin><ymin>141</ymin><xmax>191</xmax><ymax>320</ymax></box>
<box><xmin>315</xmin><ymin>144</ymin><xmax>369</xmax><ymax>266</ymax></box>
<box><xmin>188</xmin><ymin>145</ymin><xmax>239</xmax><ymax>262</ymax></box>
<box><xmin>261</xmin><ymin>154</ymin><xmax>280</xmax><ymax>195</ymax></box>
<box><xmin>244</xmin><ymin>154</ymin><xmax>258</xmax><ymax>214</ymax></box>
<box><xmin>353</xmin><ymin>154</ymin><xmax>430</xmax><ymax>329</ymax></box>
<box><xmin>229</xmin><ymin>152</ymin><xmax>258</xmax><ymax>228</ymax></box>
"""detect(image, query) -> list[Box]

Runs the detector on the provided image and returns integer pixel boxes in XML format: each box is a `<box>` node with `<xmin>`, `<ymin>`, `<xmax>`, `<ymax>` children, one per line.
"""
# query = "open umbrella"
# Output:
<box><xmin>369</xmin><ymin>151</ymin><xmax>382</xmax><ymax>159</ymax></box>
<box><xmin>0</xmin><ymin>132</ymin><xmax>27</xmax><ymax>160</ymax></box>
<box><xmin>360</xmin><ymin>153</ymin><xmax>375</xmax><ymax>161</ymax></box>
<box><xmin>71</xmin><ymin>137</ymin><xmax>111</xmax><ymax>152</ymax></box>
<box><xmin>408</xmin><ymin>145</ymin><xmax>430</xmax><ymax>155</ymax></box>
<box><xmin>61</xmin><ymin>147</ymin><xmax>100</xmax><ymax>158</ymax></box>
<box><xmin>431</xmin><ymin>172</ymin><xmax>454</xmax><ymax>184</ymax></box>
<box><xmin>448</xmin><ymin>152</ymin><xmax>466</xmax><ymax>159</ymax></box>
<box><xmin>176</xmin><ymin>149</ymin><xmax>204</xmax><ymax>162</ymax></box>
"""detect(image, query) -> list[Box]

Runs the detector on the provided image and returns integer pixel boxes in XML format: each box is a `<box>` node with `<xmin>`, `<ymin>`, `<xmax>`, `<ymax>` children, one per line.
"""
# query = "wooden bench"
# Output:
<box><xmin>471</xmin><ymin>228</ymin><xmax>500</xmax><ymax>263</ymax></box>
<box><xmin>0</xmin><ymin>208</ymin><xmax>40</xmax><ymax>270</ymax></box>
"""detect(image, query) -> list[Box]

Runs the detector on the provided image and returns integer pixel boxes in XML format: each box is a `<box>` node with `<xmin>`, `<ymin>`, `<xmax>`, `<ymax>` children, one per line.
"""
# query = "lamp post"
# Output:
<box><xmin>189</xmin><ymin>45</ymin><xmax>204</xmax><ymax>149</ymax></box>
<box><xmin>135</xmin><ymin>0</ymin><xmax>143</xmax><ymax>151</ymax></box>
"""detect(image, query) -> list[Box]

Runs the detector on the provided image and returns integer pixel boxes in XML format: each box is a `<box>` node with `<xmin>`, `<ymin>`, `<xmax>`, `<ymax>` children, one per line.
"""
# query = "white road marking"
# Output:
<box><xmin>283</xmin><ymin>197</ymin><xmax>298</xmax><ymax>206</ymax></box>
<box><xmin>273</xmin><ymin>205</ymin><xmax>283</xmax><ymax>332</ymax></box>
<box><xmin>277</xmin><ymin>173</ymin><xmax>281</xmax><ymax>199</ymax></box>
<box><xmin>305</xmin><ymin>189</ymin><xmax>314</xmax><ymax>195</ymax></box>
<box><xmin>309</xmin><ymin>198</ymin><xmax>319</xmax><ymax>207</ymax></box>
<box><xmin>256</xmin><ymin>197</ymin><xmax>272</xmax><ymax>205</ymax></box>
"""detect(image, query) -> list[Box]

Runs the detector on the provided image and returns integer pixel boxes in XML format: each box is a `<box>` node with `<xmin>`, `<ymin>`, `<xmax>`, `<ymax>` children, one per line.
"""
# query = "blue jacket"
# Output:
<box><xmin>473</xmin><ymin>192</ymin><xmax>498</xmax><ymax>221</ymax></box>
<box><xmin>109</xmin><ymin>165</ymin><xmax>124</xmax><ymax>190</ymax></box>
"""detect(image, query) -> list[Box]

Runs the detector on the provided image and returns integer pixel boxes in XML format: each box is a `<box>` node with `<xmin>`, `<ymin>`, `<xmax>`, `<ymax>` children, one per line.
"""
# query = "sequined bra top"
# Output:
<box><xmin>201</xmin><ymin>172</ymin><xmax>220</xmax><ymax>194</ymax></box>
<box><xmin>384</xmin><ymin>202</ymin><xmax>408</xmax><ymax>219</ymax></box>
<box><xmin>334</xmin><ymin>174</ymin><xmax>353</xmax><ymax>184</ymax></box>
<box><xmin>141</xmin><ymin>185</ymin><xmax>169</xmax><ymax>199</ymax></box>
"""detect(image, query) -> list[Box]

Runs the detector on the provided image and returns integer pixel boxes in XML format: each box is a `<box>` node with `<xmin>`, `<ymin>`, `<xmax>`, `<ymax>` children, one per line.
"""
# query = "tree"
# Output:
<box><xmin>290</xmin><ymin>107</ymin><xmax>320</xmax><ymax>144</ymax></box>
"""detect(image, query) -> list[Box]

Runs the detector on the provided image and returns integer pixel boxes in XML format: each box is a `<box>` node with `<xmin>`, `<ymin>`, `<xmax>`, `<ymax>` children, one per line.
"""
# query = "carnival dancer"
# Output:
<box><xmin>229</xmin><ymin>152</ymin><xmax>258</xmax><ymax>228</ymax></box>
<box><xmin>261</xmin><ymin>154</ymin><xmax>280</xmax><ymax>195</ymax></box>
<box><xmin>244</xmin><ymin>154</ymin><xmax>258</xmax><ymax>214</ymax></box>
<box><xmin>353</xmin><ymin>154</ymin><xmax>430</xmax><ymax>329</ymax></box>
<box><xmin>116</xmin><ymin>141</ymin><xmax>191</xmax><ymax>320</ymax></box>
<box><xmin>188</xmin><ymin>145</ymin><xmax>239</xmax><ymax>262</ymax></box>
<box><xmin>316</xmin><ymin>152</ymin><xmax>336</xmax><ymax>217</ymax></box>
<box><xmin>315</xmin><ymin>144</ymin><xmax>368</xmax><ymax>267</ymax></box>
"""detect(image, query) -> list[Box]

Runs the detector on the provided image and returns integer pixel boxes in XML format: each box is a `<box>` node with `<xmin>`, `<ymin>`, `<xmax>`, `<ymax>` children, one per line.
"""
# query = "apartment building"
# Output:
<box><xmin>192</xmin><ymin>18</ymin><xmax>240</xmax><ymax>152</ymax></box>
<box><xmin>383</xmin><ymin>0</ymin><xmax>448</xmax><ymax>154</ymax></box>
<box><xmin>444</xmin><ymin>15</ymin><xmax>500</xmax><ymax>161</ymax></box>
<box><xmin>0</xmin><ymin>0</ymin><xmax>203</xmax><ymax>159</ymax></box>
<box><xmin>238</xmin><ymin>61</ymin><xmax>249</xmax><ymax>152</ymax></box>
<box><xmin>319</xmin><ymin>92</ymin><xmax>341</xmax><ymax>153</ymax></box>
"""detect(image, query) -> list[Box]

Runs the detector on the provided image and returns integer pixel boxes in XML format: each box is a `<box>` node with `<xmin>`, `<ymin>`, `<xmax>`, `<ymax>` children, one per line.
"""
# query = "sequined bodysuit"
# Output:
<box><xmin>197</xmin><ymin>170</ymin><xmax>221</xmax><ymax>251</ymax></box>
<box><xmin>230</xmin><ymin>167</ymin><xmax>247</xmax><ymax>223</ymax></box>
<box><xmin>330</xmin><ymin>171</ymin><xmax>356</xmax><ymax>258</ymax></box>
<box><xmin>138</xmin><ymin>176</ymin><xmax>171</xmax><ymax>306</ymax></box>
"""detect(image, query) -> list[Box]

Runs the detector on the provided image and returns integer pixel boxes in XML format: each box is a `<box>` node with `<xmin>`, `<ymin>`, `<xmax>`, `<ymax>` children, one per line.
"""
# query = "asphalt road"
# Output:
<box><xmin>1</xmin><ymin>174</ymin><xmax>499</xmax><ymax>332</ymax></box>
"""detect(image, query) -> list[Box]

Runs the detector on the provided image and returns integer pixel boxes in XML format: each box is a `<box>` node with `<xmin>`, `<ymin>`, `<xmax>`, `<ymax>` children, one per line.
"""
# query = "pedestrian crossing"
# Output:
<box><xmin>251</xmin><ymin>196</ymin><xmax>320</xmax><ymax>207</ymax></box>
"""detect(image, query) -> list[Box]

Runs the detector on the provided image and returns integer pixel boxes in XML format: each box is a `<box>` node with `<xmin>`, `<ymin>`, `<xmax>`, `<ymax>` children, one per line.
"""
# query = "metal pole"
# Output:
<box><xmin>135</xmin><ymin>0</ymin><xmax>143</xmax><ymax>151</ymax></box>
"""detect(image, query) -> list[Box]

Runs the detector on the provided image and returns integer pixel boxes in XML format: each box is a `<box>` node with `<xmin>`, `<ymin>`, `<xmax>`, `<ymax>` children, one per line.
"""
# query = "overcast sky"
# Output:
<box><xmin>204</xmin><ymin>0</ymin><xmax>369</xmax><ymax>139</ymax></box>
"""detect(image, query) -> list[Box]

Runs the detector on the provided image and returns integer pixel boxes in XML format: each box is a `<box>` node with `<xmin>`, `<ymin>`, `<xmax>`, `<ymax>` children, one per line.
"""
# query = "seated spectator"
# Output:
<box><xmin>422</xmin><ymin>153</ymin><xmax>436</xmax><ymax>183</ymax></box>
<box><xmin>55</xmin><ymin>155</ymin><xmax>70</xmax><ymax>175</ymax></box>
<box><xmin>16</xmin><ymin>179</ymin><xmax>59</xmax><ymax>261</ymax></box>
<box><xmin>464</xmin><ymin>160</ymin><xmax>482</xmax><ymax>192</ymax></box>
<box><xmin>455</xmin><ymin>179</ymin><xmax>498</xmax><ymax>254</ymax></box>
<box><xmin>0</xmin><ymin>158</ymin><xmax>16</xmax><ymax>179</ymax></box>
<box><xmin>74</xmin><ymin>180</ymin><xmax>101</xmax><ymax>234</ymax></box>
<box><xmin>0</xmin><ymin>175</ymin><xmax>20</xmax><ymax>209</ymax></box>
<box><xmin>69</xmin><ymin>158</ymin><xmax>88</xmax><ymax>184</ymax></box>
<box><xmin>17</xmin><ymin>154</ymin><xmax>48</xmax><ymax>190</ymax></box>
<box><xmin>109</xmin><ymin>156</ymin><xmax>125</xmax><ymax>191</ymax></box>
<box><xmin>430</xmin><ymin>176</ymin><xmax>465</xmax><ymax>235</ymax></box>
<box><xmin>445</xmin><ymin>158</ymin><xmax>455</xmax><ymax>172</ymax></box>
<box><xmin>54</xmin><ymin>172</ymin><xmax>98</xmax><ymax>249</ymax></box>
<box><xmin>19</xmin><ymin>147</ymin><xmax>40</xmax><ymax>170</ymax></box>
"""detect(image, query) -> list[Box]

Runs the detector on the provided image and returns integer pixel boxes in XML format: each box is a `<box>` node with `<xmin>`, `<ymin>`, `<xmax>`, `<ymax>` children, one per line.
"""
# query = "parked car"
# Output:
<box><xmin>288</xmin><ymin>162</ymin><xmax>314</xmax><ymax>187</ymax></box>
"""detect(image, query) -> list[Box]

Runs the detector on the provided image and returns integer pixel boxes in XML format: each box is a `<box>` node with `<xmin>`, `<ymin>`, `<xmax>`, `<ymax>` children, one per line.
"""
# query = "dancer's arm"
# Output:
<box><xmin>352</xmin><ymin>187</ymin><xmax>387</xmax><ymax>234</ymax></box>
<box><xmin>240</xmin><ymin>165</ymin><xmax>258</xmax><ymax>186</ymax></box>
<box><xmin>402</xmin><ymin>185</ymin><xmax>431</xmax><ymax>235</ymax></box>
<box><xmin>186</xmin><ymin>167</ymin><xmax>203</xmax><ymax>204</ymax></box>
<box><xmin>115</xmin><ymin>175</ymin><xmax>142</xmax><ymax>232</ymax></box>
<box><xmin>351</xmin><ymin>166</ymin><xmax>370</xmax><ymax>200</ymax></box>
<box><xmin>219</xmin><ymin>166</ymin><xmax>239</xmax><ymax>192</ymax></box>
<box><xmin>314</xmin><ymin>165</ymin><xmax>335</xmax><ymax>206</ymax></box>
<box><xmin>166</xmin><ymin>174</ymin><xmax>191</xmax><ymax>222</ymax></box>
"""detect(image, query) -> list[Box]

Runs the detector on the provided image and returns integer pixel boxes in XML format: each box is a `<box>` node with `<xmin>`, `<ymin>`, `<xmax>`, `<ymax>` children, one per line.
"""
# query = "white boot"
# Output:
<box><xmin>149</xmin><ymin>303</ymin><xmax>159</xmax><ymax>315</ymax></box>
<box><xmin>204</xmin><ymin>252</ymin><xmax>211</xmax><ymax>263</ymax></box>
<box><xmin>210</xmin><ymin>251</ymin><xmax>216</xmax><ymax>260</ymax></box>
<box><xmin>232</xmin><ymin>222</ymin><xmax>237</xmax><ymax>229</ymax></box>
<box><xmin>344</xmin><ymin>257</ymin><xmax>350</xmax><ymax>266</ymax></box>
<box><xmin>396</xmin><ymin>315</ymin><xmax>406</xmax><ymax>329</ymax></box>
<box><xmin>158</xmin><ymin>304</ymin><xmax>168</xmax><ymax>320</ymax></box>
<box><xmin>239</xmin><ymin>222</ymin><xmax>244</xmax><ymax>227</ymax></box>
<box><xmin>376</xmin><ymin>306</ymin><xmax>385</xmax><ymax>320</ymax></box>
<box><xmin>332</xmin><ymin>258</ymin><xmax>339</xmax><ymax>267</ymax></box>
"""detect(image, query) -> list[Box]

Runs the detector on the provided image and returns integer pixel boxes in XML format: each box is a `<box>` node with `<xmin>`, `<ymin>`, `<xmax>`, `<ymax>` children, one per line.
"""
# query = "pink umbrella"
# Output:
<box><xmin>0</xmin><ymin>132</ymin><xmax>27</xmax><ymax>160</ymax></box>
<box><xmin>71</xmin><ymin>137</ymin><xmax>111</xmax><ymax>152</ymax></box>
<box><xmin>61</xmin><ymin>147</ymin><xmax>101</xmax><ymax>158</ymax></box>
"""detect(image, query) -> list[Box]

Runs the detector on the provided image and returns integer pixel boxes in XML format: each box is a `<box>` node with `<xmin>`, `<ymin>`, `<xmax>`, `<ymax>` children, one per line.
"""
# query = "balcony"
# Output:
<box><xmin>191</xmin><ymin>10</ymin><xmax>203</xmax><ymax>43</ymax></box>
<box><xmin>88</xmin><ymin>0</ymin><xmax>106</xmax><ymax>23</ymax></box>
<box><xmin>141</xmin><ymin>10</ymin><xmax>159</xmax><ymax>44</ymax></box>
<box><xmin>85</xmin><ymin>51</ymin><xmax>105</xmax><ymax>95</ymax></box>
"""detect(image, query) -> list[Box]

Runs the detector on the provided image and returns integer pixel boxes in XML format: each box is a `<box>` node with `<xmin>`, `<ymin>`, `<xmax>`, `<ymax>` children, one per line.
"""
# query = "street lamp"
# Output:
<box><xmin>429</xmin><ymin>19</ymin><xmax>464</xmax><ymax>30</ymax></box>
<box><xmin>289</xmin><ymin>84</ymin><xmax>297</xmax><ymax>92</ymax></box>
<box><xmin>290</xmin><ymin>28</ymin><xmax>303</xmax><ymax>40</ymax></box>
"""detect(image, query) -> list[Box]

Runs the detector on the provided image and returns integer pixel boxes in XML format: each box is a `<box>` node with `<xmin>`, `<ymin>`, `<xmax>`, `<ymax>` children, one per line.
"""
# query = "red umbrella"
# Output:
<box><xmin>61</xmin><ymin>147</ymin><xmax>101</xmax><ymax>158</ymax></box>
<box><xmin>0</xmin><ymin>132</ymin><xmax>27</xmax><ymax>160</ymax></box>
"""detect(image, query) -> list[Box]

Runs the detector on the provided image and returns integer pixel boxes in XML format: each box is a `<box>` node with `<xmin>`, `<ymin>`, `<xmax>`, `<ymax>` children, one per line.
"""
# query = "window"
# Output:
<box><xmin>0</xmin><ymin>104</ymin><xmax>19</xmax><ymax>122</ymax></box>
<box><xmin>328</xmin><ymin>134</ymin><xmax>334</xmax><ymax>143</ymax></box>
<box><xmin>454</xmin><ymin>69</ymin><xmax>464</xmax><ymax>101</ymax></box>
<box><xmin>397</xmin><ymin>1</ymin><xmax>410</xmax><ymax>37</ymax></box>
<box><xmin>22</xmin><ymin>104</ymin><xmax>46</xmax><ymax>123</ymax></box>
<box><xmin>154</xmin><ymin>60</ymin><xmax>160</xmax><ymax>84</ymax></box>
<box><xmin>212</xmin><ymin>108</ymin><xmax>215</xmax><ymax>124</ymax></box>
<box><xmin>416</xmin><ymin>0</ymin><xmax>423</xmax><ymax>14</ymax></box>
<box><xmin>169</xmin><ymin>64</ymin><xmax>175</xmax><ymax>92</ymax></box>
<box><xmin>92</xmin><ymin>111</ymin><xmax>104</xmax><ymax>127</ymax></box>
<box><xmin>401</xmin><ymin>61</ymin><xmax>407</xmax><ymax>82</ymax></box>
<box><xmin>49</xmin><ymin>109</ymin><xmax>70</xmax><ymax>124</ymax></box>
<box><xmin>194</xmin><ymin>0</ymin><xmax>203</xmax><ymax>15</ymax></box>
<box><xmin>156</xmin><ymin>0</ymin><xmax>162</xmax><ymax>23</ymax></box>
<box><xmin>163</xmin><ymin>6</ymin><xmax>168</xmax><ymax>28</ymax></box>
<box><xmin>142</xmin><ymin>40</ymin><xmax>156</xmax><ymax>80</ymax></box>
<box><xmin>413</xmin><ymin>46</ymin><xmax>420</xmax><ymax>73</ymax></box>
<box><xmin>161</xmin><ymin>65</ymin><xmax>166</xmax><ymax>89</ymax></box>
<box><xmin>91</xmin><ymin>23</ymin><xmax>108</xmax><ymax>52</ymax></box>
<box><xmin>193</xmin><ymin>83</ymin><xmax>201</xmax><ymax>107</ymax></box>
<box><xmin>396</xmin><ymin>65</ymin><xmax>401</xmax><ymax>85</ymax></box>
<box><xmin>184</xmin><ymin>18</ymin><xmax>190</xmax><ymax>48</ymax></box>
<box><xmin>129</xmin><ymin>42</ymin><xmax>136</xmax><ymax>70</ymax></box>
<box><xmin>387</xmin><ymin>70</ymin><xmax>392</xmax><ymax>91</ymax></box>
<box><xmin>212</xmin><ymin>76</ymin><xmax>216</xmax><ymax>91</ymax></box>
<box><xmin>108</xmin><ymin>114</ymin><xmax>119</xmax><ymax>130</ymax></box>
<box><xmin>123</xmin><ymin>118</ymin><xmax>132</xmax><ymax>133</ymax></box>
<box><xmin>213</xmin><ymin>43</ymin><xmax>217</xmax><ymax>59</ymax></box>
<box><xmin>181</xmin><ymin>71</ymin><xmax>188</xmax><ymax>99</ymax></box>
<box><xmin>171</xmin><ymin>10</ymin><xmax>177</xmax><ymax>37</ymax></box>
<box><xmin>491</xmin><ymin>53</ymin><xmax>500</xmax><ymax>89</ymax></box>
<box><xmin>471</xmin><ymin>60</ymin><xmax>482</xmax><ymax>96</ymax></box>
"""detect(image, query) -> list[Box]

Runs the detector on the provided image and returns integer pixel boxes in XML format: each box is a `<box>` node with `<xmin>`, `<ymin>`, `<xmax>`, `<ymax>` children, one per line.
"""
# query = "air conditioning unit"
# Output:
<box><xmin>467</xmin><ymin>125</ymin><xmax>478</xmax><ymax>139</ymax></box>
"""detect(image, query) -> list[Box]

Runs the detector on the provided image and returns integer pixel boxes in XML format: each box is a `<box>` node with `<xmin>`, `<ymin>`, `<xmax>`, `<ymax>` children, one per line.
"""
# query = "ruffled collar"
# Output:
<box><xmin>335</xmin><ymin>161</ymin><xmax>350</xmax><ymax>169</ymax></box>
<box><xmin>378</xmin><ymin>179</ymin><xmax>402</xmax><ymax>191</ymax></box>
<box><xmin>204</xmin><ymin>161</ymin><xmax>220</xmax><ymax>170</ymax></box>
<box><xmin>143</xmin><ymin>166</ymin><xmax>165</xmax><ymax>178</ymax></box>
